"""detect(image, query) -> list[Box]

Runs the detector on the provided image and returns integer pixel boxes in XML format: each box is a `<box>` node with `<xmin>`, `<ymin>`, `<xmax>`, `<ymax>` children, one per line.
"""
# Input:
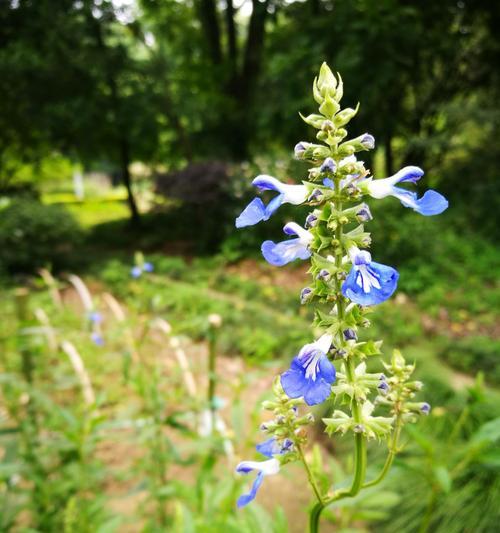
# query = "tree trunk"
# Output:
<box><xmin>119</xmin><ymin>137</ymin><xmax>140</xmax><ymax>226</ymax></box>
<box><xmin>241</xmin><ymin>0</ymin><xmax>269</xmax><ymax>101</ymax></box>
<box><xmin>225</xmin><ymin>0</ymin><xmax>237</xmax><ymax>72</ymax></box>
<box><xmin>310</xmin><ymin>0</ymin><xmax>321</xmax><ymax>16</ymax></box>
<box><xmin>198</xmin><ymin>0</ymin><xmax>222</xmax><ymax>64</ymax></box>
<box><xmin>86</xmin><ymin>7</ymin><xmax>141</xmax><ymax>224</ymax></box>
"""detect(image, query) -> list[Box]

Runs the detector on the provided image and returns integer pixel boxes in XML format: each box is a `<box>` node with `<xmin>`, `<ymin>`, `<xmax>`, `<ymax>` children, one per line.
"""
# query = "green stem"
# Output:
<box><xmin>363</xmin><ymin>414</ymin><xmax>402</xmax><ymax>488</ymax></box>
<box><xmin>309</xmin><ymin>502</ymin><xmax>325</xmax><ymax>533</ymax></box>
<box><xmin>419</xmin><ymin>490</ymin><xmax>437</xmax><ymax>533</ymax></box>
<box><xmin>309</xmin><ymin>183</ymin><xmax>369</xmax><ymax>532</ymax></box>
<box><xmin>309</xmin><ymin>432</ymin><xmax>367</xmax><ymax>533</ymax></box>
<box><xmin>297</xmin><ymin>443</ymin><xmax>324</xmax><ymax>504</ymax></box>
<box><xmin>208</xmin><ymin>327</ymin><xmax>217</xmax><ymax>436</ymax></box>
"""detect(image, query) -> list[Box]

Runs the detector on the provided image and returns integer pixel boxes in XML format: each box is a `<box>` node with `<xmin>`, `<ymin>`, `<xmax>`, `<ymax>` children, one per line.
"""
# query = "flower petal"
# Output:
<box><xmin>252</xmin><ymin>174</ymin><xmax>282</xmax><ymax>192</ymax></box>
<box><xmin>256</xmin><ymin>438</ymin><xmax>280</xmax><ymax>458</ymax></box>
<box><xmin>237</xmin><ymin>471</ymin><xmax>264</xmax><ymax>508</ymax></box>
<box><xmin>235</xmin><ymin>198</ymin><xmax>267</xmax><ymax>228</ymax></box>
<box><xmin>304</xmin><ymin>376</ymin><xmax>332</xmax><ymax>405</ymax></box>
<box><xmin>281</xmin><ymin>359</ymin><xmax>309</xmax><ymax>398</ymax></box>
<box><xmin>342</xmin><ymin>260</ymin><xmax>399</xmax><ymax>306</ymax></box>
<box><xmin>261</xmin><ymin>238</ymin><xmax>311</xmax><ymax>266</ymax></box>
<box><xmin>281</xmin><ymin>352</ymin><xmax>336</xmax><ymax>406</ymax></box>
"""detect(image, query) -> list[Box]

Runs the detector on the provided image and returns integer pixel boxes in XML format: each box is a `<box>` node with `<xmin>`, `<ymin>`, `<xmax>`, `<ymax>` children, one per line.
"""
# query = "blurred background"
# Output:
<box><xmin>0</xmin><ymin>1</ymin><xmax>499</xmax><ymax>532</ymax></box>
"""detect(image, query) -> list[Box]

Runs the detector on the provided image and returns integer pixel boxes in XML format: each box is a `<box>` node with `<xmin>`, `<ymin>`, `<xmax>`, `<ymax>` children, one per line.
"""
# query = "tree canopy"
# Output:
<box><xmin>1</xmin><ymin>0</ymin><xmax>499</xmax><ymax>229</ymax></box>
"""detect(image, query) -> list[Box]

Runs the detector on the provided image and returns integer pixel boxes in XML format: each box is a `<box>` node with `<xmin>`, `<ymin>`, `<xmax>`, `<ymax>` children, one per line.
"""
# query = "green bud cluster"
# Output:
<box><xmin>375</xmin><ymin>349</ymin><xmax>430</xmax><ymax>423</ymax></box>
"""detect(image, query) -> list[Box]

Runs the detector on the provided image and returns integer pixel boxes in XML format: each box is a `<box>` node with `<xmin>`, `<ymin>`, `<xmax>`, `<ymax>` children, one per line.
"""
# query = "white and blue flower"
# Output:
<box><xmin>236</xmin><ymin>437</ymin><xmax>292</xmax><ymax>507</ymax></box>
<box><xmin>281</xmin><ymin>334</ymin><xmax>336</xmax><ymax>406</ymax></box>
<box><xmin>366</xmin><ymin>166</ymin><xmax>448</xmax><ymax>216</ymax></box>
<box><xmin>235</xmin><ymin>175</ymin><xmax>308</xmax><ymax>228</ymax></box>
<box><xmin>341</xmin><ymin>247</ymin><xmax>399</xmax><ymax>306</ymax></box>
<box><xmin>261</xmin><ymin>222</ymin><xmax>313</xmax><ymax>266</ymax></box>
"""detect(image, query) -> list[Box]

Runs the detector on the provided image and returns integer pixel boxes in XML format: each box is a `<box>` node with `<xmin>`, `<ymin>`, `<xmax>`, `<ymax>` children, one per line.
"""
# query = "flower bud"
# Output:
<box><xmin>294</xmin><ymin>142</ymin><xmax>308</xmax><ymax>159</ymax></box>
<box><xmin>321</xmin><ymin>120</ymin><xmax>335</xmax><ymax>132</ymax></box>
<box><xmin>420</xmin><ymin>402</ymin><xmax>431</xmax><ymax>415</ymax></box>
<box><xmin>406</xmin><ymin>381</ymin><xmax>424</xmax><ymax>391</ymax></box>
<box><xmin>353</xmin><ymin>424</ymin><xmax>365</xmax><ymax>433</ymax></box>
<box><xmin>343</xmin><ymin>328</ymin><xmax>357</xmax><ymax>341</ymax></box>
<box><xmin>355</xmin><ymin>204</ymin><xmax>373</xmax><ymax>222</ymax></box>
<box><xmin>320</xmin><ymin>157</ymin><xmax>337</xmax><ymax>174</ymax></box>
<box><xmin>360</xmin><ymin>133</ymin><xmax>375</xmax><ymax>150</ymax></box>
<box><xmin>300</xmin><ymin>287</ymin><xmax>313</xmax><ymax>304</ymax></box>
<box><xmin>317</xmin><ymin>62</ymin><xmax>338</xmax><ymax>98</ymax></box>
<box><xmin>308</xmin><ymin>189</ymin><xmax>323</xmax><ymax>203</ymax></box>
<box><xmin>378</xmin><ymin>381</ymin><xmax>389</xmax><ymax>395</ymax></box>
<box><xmin>407</xmin><ymin>402</ymin><xmax>431</xmax><ymax>416</ymax></box>
<box><xmin>305</xmin><ymin>213</ymin><xmax>318</xmax><ymax>228</ymax></box>
<box><xmin>317</xmin><ymin>269</ymin><xmax>331</xmax><ymax>281</ymax></box>
<box><xmin>308</xmin><ymin>167</ymin><xmax>321</xmax><ymax>180</ymax></box>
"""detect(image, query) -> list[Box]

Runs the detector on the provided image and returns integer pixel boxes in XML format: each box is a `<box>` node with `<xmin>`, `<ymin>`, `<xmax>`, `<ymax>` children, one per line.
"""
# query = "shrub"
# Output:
<box><xmin>0</xmin><ymin>198</ymin><xmax>83</xmax><ymax>274</ymax></box>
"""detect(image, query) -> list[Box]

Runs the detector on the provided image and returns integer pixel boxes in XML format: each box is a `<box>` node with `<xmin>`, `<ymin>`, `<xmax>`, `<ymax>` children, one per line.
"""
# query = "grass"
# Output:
<box><xmin>43</xmin><ymin>188</ymin><xmax>130</xmax><ymax>228</ymax></box>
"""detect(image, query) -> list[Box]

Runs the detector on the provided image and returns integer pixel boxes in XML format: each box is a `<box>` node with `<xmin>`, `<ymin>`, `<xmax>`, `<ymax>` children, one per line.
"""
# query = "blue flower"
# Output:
<box><xmin>235</xmin><ymin>175</ymin><xmax>308</xmax><ymax>228</ymax></box>
<box><xmin>366</xmin><ymin>166</ymin><xmax>448</xmax><ymax>216</ymax></box>
<box><xmin>88</xmin><ymin>311</ymin><xmax>102</xmax><ymax>324</ymax></box>
<box><xmin>281</xmin><ymin>334</ymin><xmax>336</xmax><ymax>406</ymax></box>
<box><xmin>131</xmin><ymin>262</ymin><xmax>153</xmax><ymax>278</ymax></box>
<box><xmin>236</xmin><ymin>438</ymin><xmax>291</xmax><ymax>507</ymax></box>
<box><xmin>261</xmin><ymin>222</ymin><xmax>313</xmax><ymax>266</ymax></box>
<box><xmin>342</xmin><ymin>247</ymin><xmax>399</xmax><ymax>306</ymax></box>
<box><xmin>131</xmin><ymin>266</ymin><xmax>143</xmax><ymax>278</ymax></box>
<box><xmin>256</xmin><ymin>437</ymin><xmax>293</xmax><ymax>457</ymax></box>
<box><xmin>91</xmin><ymin>332</ymin><xmax>104</xmax><ymax>346</ymax></box>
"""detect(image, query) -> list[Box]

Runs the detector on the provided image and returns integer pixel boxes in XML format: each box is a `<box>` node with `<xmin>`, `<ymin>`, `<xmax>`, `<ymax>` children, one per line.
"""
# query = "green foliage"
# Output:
<box><xmin>0</xmin><ymin>198</ymin><xmax>84</xmax><ymax>273</ymax></box>
<box><xmin>99</xmin><ymin>255</ymin><xmax>310</xmax><ymax>361</ymax></box>
<box><xmin>439</xmin><ymin>336</ymin><xmax>500</xmax><ymax>387</ymax></box>
<box><xmin>373</xmin><ymin>386</ymin><xmax>500</xmax><ymax>533</ymax></box>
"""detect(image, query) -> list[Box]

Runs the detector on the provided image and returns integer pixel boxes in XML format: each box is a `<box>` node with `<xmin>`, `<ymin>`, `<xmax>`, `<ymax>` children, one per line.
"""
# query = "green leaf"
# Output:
<box><xmin>433</xmin><ymin>465</ymin><xmax>452</xmax><ymax>493</ymax></box>
<box><xmin>471</xmin><ymin>417</ymin><xmax>500</xmax><ymax>445</ymax></box>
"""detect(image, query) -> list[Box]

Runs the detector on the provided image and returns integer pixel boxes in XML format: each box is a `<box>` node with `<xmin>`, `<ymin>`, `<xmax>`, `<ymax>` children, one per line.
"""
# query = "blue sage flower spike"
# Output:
<box><xmin>281</xmin><ymin>334</ymin><xmax>336</xmax><ymax>406</ymax></box>
<box><xmin>236</xmin><ymin>437</ymin><xmax>291</xmax><ymax>507</ymax></box>
<box><xmin>261</xmin><ymin>222</ymin><xmax>313</xmax><ymax>266</ymax></box>
<box><xmin>366</xmin><ymin>166</ymin><xmax>448</xmax><ymax>216</ymax></box>
<box><xmin>342</xmin><ymin>247</ymin><xmax>399</xmax><ymax>306</ymax></box>
<box><xmin>235</xmin><ymin>175</ymin><xmax>308</xmax><ymax>228</ymax></box>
